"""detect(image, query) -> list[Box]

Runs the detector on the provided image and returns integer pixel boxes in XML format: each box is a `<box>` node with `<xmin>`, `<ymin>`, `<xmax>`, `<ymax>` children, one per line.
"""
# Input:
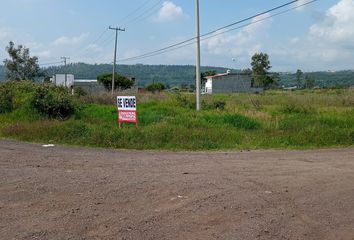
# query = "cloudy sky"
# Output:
<box><xmin>0</xmin><ymin>0</ymin><xmax>353</xmax><ymax>71</ymax></box>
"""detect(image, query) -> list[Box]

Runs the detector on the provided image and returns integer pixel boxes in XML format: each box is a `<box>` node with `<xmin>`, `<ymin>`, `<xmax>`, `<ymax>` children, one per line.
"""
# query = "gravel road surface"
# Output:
<box><xmin>1</xmin><ymin>140</ymin><xmax>354</xmax><ymax>240</ymax></box>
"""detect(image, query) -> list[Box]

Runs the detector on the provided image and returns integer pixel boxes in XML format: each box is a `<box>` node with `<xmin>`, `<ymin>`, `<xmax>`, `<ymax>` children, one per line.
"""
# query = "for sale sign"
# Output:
<box><xmin>117</xmin><ymin>96</ymin><xmax>137</xmax><ymax>123</ymax></box>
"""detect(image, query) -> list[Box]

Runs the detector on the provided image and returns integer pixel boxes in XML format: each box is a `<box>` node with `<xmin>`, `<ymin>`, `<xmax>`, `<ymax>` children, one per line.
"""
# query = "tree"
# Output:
<box><xmin>268</xmin><ymin>72</ymin><xmax>280</xmax><ymax>89</ymax></box>
<box><xmin>201</xmin><ymin>70</ymin><xmax>217</xmax><ymax>79</ymax></box>
<box><xmin>3</xmin><ymin>41</ymin><xmax>42</xmax><ymax>81</ymax></box>
<box><xmin>251</xmin><ymin>52</ymin><xmax>271</xmax><ymax>88</ymax></box>
<box><xmin>97</xmin><ymin>72</ymin><xmax>134</xmax><ymax>91</ymax></box>
<box><xmin>242</xmin><ymin>68</ymin><xmax>252</xmax><ymax>75</ymax></box>
<box><xmin>304</xmin><ymin>74</ymin><xmax>316</xmax><ymax>89</ymax></box>
<box><xmin>146</xmin><ymin>83</ymin><xmax>166</xmax><ymax>93</ymax></box>
<box><xmin>295</xmin><ymin>69</ymin><xmax>303</xmax><ymax>88</ymax></box>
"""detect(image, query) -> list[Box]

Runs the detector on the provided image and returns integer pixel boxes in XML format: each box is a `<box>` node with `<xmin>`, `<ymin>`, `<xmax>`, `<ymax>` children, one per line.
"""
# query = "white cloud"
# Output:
<box><xmin>85</xmin><ymin>44</ymin><xmax>102</xmax><ymax>53</ymax></box>
<box><xmin>0</xmin><ymin>29</ymin><xmax>10</xmax><ymax>40</ymax></box>
<box><xmin>53</xmin><ymin>33</ymin><xmax>88</xmax><ymax>46</ymax></box>
<box><xmin>156</xmin><ymin>1</ymin><xmax>184</xmax><ymax>22</ymax></box>
<box><xmin>36</xmin><ymin>50</ymin><xmax>51</xmax><ymax>59</ymax></box>
<box><xmin>310</xmin><ymin>0</ymin><xmax>354</xmax><ymax>45</ymax></box>
<box><xmin>202</xmin><ymin>13</ymin><xmax>273</xmax><ymax>65</ymax></box>
<box><xmin>271</xmin><ymin>0</ymin><xmax>354</xmax><ymax>70</ymax></box>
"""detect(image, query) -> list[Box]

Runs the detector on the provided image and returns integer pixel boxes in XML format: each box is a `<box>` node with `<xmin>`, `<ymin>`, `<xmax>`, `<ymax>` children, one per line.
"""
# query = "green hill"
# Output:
<box><xmin>1</xmin><ymin>63</ymin><xmax>354</xmax><ymax>88</ymax></box>
<box><xmin>0</xmin><ymin>66</ymin><xmax>5</xmax><ymax>81</ymax></box>
<box><xmin>44</xmin><ymin>63</ymin><xmax>230</xmax><ymax>87</ymax></box>
<box><xmin>279</xmin><ymin>71</ymin><xmax>354</xmax><ymax>88</ymax></box>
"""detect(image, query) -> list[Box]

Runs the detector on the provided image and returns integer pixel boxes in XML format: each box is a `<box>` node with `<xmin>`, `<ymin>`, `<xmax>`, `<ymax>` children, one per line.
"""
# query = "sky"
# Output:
<box><xmin>0</xmin><ymin>0</ymin><xmax>353</xmax><ymax>71</ymax></box>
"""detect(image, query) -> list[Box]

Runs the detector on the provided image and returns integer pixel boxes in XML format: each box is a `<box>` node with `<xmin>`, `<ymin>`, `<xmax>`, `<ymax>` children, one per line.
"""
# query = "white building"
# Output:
<box><xmin>203</xmin><ymin>71</ymin><xmax>263</xmax><ymax>94</ymax></box>
<box><xmin>50</xmin><ymin>74</ymin><xmax>74</xmax><ymax>87</ymax></box>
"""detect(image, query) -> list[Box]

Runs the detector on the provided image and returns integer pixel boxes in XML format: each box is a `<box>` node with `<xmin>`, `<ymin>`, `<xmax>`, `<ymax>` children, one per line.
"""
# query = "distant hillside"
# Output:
<box><xmin>279</xmin><ymin>71</ymin><xmax>354</xmax><ymax>88</ymax></box>
<box><xmin>44</xmin><ymin>63</ymin><xmax>230</xmax><ymax>87</ymax></box>
<box><xmin>0</xmin><ymin>65</ymin><xmax>5</xmax><ymax>81</ymax></box>
<box><xmin>1</xmin><ymin>63</ymin><xmax>354</xmax><ymax>87</ymax></box>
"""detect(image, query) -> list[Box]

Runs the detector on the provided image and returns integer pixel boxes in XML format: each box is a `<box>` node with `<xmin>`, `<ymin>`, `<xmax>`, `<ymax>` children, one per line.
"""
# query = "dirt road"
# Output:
<box><xmin>1</xmin><ymin>140</ymin><xmax>354</xmax><ymax>240</ymax></box>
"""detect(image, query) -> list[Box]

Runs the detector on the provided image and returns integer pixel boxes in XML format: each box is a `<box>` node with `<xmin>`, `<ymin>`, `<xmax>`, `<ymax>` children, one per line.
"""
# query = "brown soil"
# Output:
<box><xmin>1</xmin><ymin>140</ymin><xmax>354</xmax><ymax>240</ymax></box>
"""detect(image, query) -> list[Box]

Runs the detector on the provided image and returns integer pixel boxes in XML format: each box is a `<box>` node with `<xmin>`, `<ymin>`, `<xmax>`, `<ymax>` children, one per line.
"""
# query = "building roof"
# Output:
<box><xmin>74</xmin><ymin>79</ymin><xmax>98</xmax><ymax>83</ymax></box>
<box><xmin>205</xmin><ymin>73</ymin><xmax>229</xmax><ymax>79</ymax></box>
<box><xmin>206</xmin><ymin>72</ymin><xmax>251</xmax><ymax>79</ymax></box>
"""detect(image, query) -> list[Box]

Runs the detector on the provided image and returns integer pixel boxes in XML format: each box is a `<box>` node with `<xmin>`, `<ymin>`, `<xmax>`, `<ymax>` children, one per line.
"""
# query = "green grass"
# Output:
<box><xmin>1</xmin><ymin>88</ymin><xmax>354</xmax><ymax>150</ymax></box>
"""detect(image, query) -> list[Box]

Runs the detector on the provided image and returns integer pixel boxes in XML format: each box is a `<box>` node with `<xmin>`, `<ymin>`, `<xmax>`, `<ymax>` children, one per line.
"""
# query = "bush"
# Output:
<box><xmin>10</xmin><ymin>80</ymin><xmax>36</xmax><ymax>109</ymax></box>
<box><xmin>203</xmin><ymin>100</ymin><xmax>226</xmax><ymax>110</ymax></box>
<box><xmin>0</xmin><ymin>83</ymin><xmax>13</xmax><ymax>113</ymax></box>
<box><xmin>175</xmin><ymin>93</ymin><xmax>195</xmax><ymax>109</ymax></box>
<box><xmin>280</xmin><ymin>104</ymin><xmax>316</xmax><ymax>115</ymax></box>
<box><xmin>146</xmin><ymin>83</ymin><xmax>166</xmax><ymax>93</ymax></box>
<box><xmin>74</xmin><ymin>87</ymin><xmax>88</xmax><ymax>97</ymax></box>
<box><xmin>97</xmin><ymin>72</ymin><xmax>134</xmax><ymax>91</ymax></box>
<box><xmin>32</xmin><ymin>84</ymin><xmax>76</xmax><ymax>119</ymax></box>
<box><xmin>202</xmin><ymin>113</ymin><xmax>260</xmax><ymax>130</ymax></box>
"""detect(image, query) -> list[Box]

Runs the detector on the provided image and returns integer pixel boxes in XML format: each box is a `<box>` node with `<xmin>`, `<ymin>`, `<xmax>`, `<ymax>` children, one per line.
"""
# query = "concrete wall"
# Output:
<box><xmin>211</xmin><ymin>74</ymin><xmax>262</xmax><ymax>94</ymax></box>
<box><xmin>73</xmin><ymin>81</ymin><xmax>106</xmax><ymax>95</ymax></box>
<box><xmin>51</xmin><ymin>74</ymin><xmax>74</xmax><ymax>87</ymax></box>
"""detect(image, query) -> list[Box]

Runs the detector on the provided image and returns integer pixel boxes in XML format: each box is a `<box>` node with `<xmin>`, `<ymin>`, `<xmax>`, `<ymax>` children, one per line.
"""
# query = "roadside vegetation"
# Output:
<box><xmin>0</xmin><ymin>80</ymin><xmax>353</xmax><ymax>150</ymax></box>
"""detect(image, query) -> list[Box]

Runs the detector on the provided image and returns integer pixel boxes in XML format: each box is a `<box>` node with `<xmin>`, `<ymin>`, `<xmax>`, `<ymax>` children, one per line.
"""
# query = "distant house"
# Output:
<box><xmin>50</xmin><ymin>74</ymin><xmax>105</xmax><ymax>94</ymax></box>
<box><xmin>203</xmin><ymin>71</ymin><xmax>263</xmax><ymax>94</ymax></box>
<box><xmin>50</xmin><ymin>74</ymin><xmax>75</xmax><ymax>87</ymax></box>
<box><xmin>50</xmin><ymin>74</ymin><xmax>139</xmax><ymax>94</ymax></box>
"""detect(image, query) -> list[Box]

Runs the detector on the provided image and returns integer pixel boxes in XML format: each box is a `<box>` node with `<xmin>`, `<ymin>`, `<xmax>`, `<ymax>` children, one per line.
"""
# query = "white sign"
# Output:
<box><xmin>117</xmin><ymin>96</ymin><xmax>137</xmax><ymax>124</ymax></box>
<box><xmin>117</xmin><ymin>96</ymin><xmax>136</xmax><ymax>111</ymax></box>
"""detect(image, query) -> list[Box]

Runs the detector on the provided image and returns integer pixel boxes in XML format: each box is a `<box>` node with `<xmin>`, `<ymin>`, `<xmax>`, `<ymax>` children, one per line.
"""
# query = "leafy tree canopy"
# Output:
<box><xmin>201</xmin><ymin>70</ymin><xmax>217</xmax><ymax>79</ymax></box>
<box><xmin>146</xmin><ymin>83</ymin><xmax>166</xmax><ymax>93</ymax></box>
<box><xmin>97</xmin><ymin>72</ymin><xmax>134</xmax><ymax>91</ymax></box>
<box><xmin>304</xmin><ymin>74</ymin><xmax>316</xmax><ymax>89</ymax></box>
<box><xmin>3</xmin><ymin>41</ymin><xmax>42</xmax><ymax>81</ymax></box>
<box><xmin>251</xmin><ymin>52</ymin><xmax>278</xmax><ymax>89</ymax></box>
<box><xmin>296</xmin><ymin>69</ymin><xmax>304</xmax><ymax>88</ymax></box>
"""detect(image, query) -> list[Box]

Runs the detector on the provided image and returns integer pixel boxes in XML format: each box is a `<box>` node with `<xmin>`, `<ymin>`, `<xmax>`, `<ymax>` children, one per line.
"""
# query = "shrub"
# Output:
<box><xmin>0</xmin><ymin>83</ymin><xmax>13</xmax><ymax>113</ymax></box>
<box><xmin>97</xmin><ymin>72</ymin><xmax>134</xmax><ymax>91</ymax></box>
<box><xmin>32</xmin><ymin>84</ymin><xmax>76</xmax><ymax>119</ymax></box>
<box><xmin>203</xmin><ymin>100</ymin><xmax>226</xmax><ymax>110</ymax></box>
<box><xmin>280</xmin><ymin>104</ymin><xmax>316</xmax><ymax>115</ymax></box>
<box><xmin>10</xmin><ymin>80</ymin><xmax>36</xmax><ymax>109</ymax></box>
<box><xmin>202</xmin><ymin>113</ymin><xmax>260</xmax><ymax>130</ymax></box>
<box><xmin>175</xmin><ymin>93</ymin><xmax>195</xmax><ymax>109</ymax></box>
<box><xmin>74</xmin><ymin>87</ymin><xmax>88</xmax><ymax>97</ymax></box>
<box><xmin>146</xmin><ymin>83</ymin><xmax>166</xmax><ymax>93</ymax></box>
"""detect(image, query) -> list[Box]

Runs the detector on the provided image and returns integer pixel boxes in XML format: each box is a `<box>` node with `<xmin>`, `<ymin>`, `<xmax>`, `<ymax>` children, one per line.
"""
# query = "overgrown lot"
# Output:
<box><xmin>0</xmin><ymin>81</ymin><xmax>353</xmax><ymax>150</ymax></box>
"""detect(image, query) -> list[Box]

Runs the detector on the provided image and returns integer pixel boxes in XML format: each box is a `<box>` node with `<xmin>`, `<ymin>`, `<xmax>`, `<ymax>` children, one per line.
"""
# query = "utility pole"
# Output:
<box><xmin>109</xmin><ymin>26</ymin><xmax>125</xmax><ymax>95</ymax></box>
<box><xmin>195</xmin><ymin>0</ymin><xmax>201</xmax><ymax>111</ymax></box>
<box><xmin>61</xmin><ymin>57</ymin><xmax>70</xmax><ymax>87</ymax></box>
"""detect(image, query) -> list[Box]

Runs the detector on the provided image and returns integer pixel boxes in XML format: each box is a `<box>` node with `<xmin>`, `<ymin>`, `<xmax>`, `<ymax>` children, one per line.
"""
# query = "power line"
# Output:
<box><xmin>77</xmin><ymin>28</ymin><xmax>109</xmax><ymax>54</ymax></box>
<box><xmin>61</xmin><ymin>56</ymin><xmax>70</xmax><ymax>87</ymax></box>
<box><xmin>53</xmin><ymin>0</ymin><xmax>162</xmax><ymax>65</ymax></box>
<box><xmin>119</xmin><ymin>0</ymin><xmax>155</xmax><ymax>25</ymax></box>
<box><xmin>109</xmin><ymin>26</ymin><xmax>126</xmax><ymax>94</ymax></box>
<box><xmin>118</xmin><ymin>0</ymin><xmax>318</xmax><ymax>63</ymax></box>
<box><xmin>71</xmin><ymin>0</ymin><xmax>160</xmax><ymax>61</ymax></box>
<box><xmin>124</xmin><ymin>0</ymin><xmax>165</xmax><ymax>26</ymax></box>
<box><xmin>39</xmin><ymin>61</ymin><xmax>64</xmax><ymax>66</ymax></box>
<box><xmin>201</xmin><ymin>0</ymin><xmax>300</xmax><ymax>38</ymax></box>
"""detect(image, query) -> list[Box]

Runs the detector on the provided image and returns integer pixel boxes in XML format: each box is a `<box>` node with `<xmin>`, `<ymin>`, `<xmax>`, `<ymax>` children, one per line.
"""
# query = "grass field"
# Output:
<box><xmin>1</xmin><ymin>87</ymin><xmax>353</xmax><ymax>150</ymax></box>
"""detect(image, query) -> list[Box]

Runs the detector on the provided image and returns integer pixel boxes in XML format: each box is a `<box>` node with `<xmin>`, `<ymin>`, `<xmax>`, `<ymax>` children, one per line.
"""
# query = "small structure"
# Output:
<box><xmin>50</xmin><ymin>74</ymin><xmax>74</xmax><ymax>87</ymax></box>
<box><xmin>50</xmin><ymin>74</ymin><xmax>105</xmax><ymax>95</ymax></box>
<box><xmin>73</xmin><ymin>79</ymin><xmax>106</xmax><ymax>95</ymax></box>
<box><xmin>203</xmin><ymin>71</ymin><xmax>263</xmax><ymax>94</ymax></box>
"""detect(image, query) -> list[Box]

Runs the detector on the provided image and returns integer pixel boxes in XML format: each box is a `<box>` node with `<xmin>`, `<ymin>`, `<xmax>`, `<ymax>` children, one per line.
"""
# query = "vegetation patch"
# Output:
<box><xmin>0</xmin><ymin>83</ymin><xmax>353</xmax><ymax>151</ymax></box>
<box><xmin>32</xmin><ymin>84</ymin><xmax>77</xmax><ymax>119</ymax></box>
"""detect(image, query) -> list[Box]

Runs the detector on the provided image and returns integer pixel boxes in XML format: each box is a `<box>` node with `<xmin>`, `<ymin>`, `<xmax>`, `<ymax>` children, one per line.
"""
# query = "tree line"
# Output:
<box><xmin>1</xmin><ymin>41</ymin><xmax>354</xmax><ymax>89</ymax></box>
